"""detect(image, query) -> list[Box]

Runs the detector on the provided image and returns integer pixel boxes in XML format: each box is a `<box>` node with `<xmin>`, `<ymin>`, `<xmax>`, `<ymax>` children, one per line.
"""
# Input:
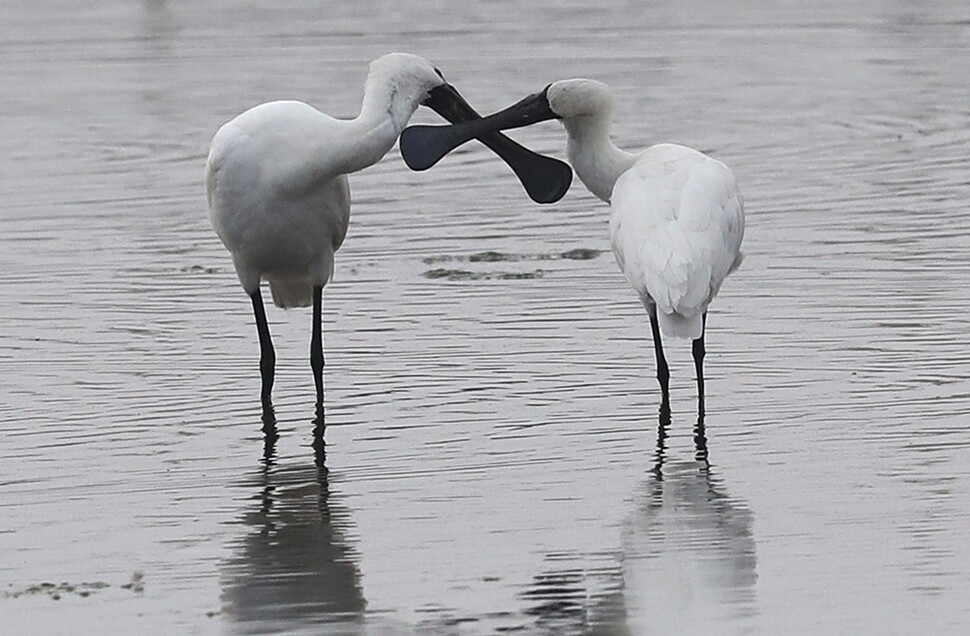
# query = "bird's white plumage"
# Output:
<box><xmin>609</xmin><ymin>144</ymin><xmax>744</xmax><ymax>339</ymax></box>
<box><xmin>207</xmin><ymin>101</ymin><xmax>352</xmax><ymax>307</ymax></box>
<box><xmin>545</xmin><ymin>79</ymin><xmax>744</xmax><ymax>340</ymax></box>
<box><xmin>206</xmin><ymin>53</ymin><xmax>444</xmax><ymax>308</ymax></box>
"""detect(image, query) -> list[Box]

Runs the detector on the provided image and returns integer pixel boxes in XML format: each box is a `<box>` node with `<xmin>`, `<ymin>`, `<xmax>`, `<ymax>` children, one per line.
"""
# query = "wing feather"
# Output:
<box><xmin>609</xmin><ymin>144</ymin><xmax>744</xmax><ymax>338</ymax></box>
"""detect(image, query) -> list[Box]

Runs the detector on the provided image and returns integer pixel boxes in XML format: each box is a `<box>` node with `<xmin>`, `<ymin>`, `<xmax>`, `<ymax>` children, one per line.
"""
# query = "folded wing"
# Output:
<box><xmin>609</xmin><ymin>144</ymin><xmax>744</xmax><ymax>338</ymax></box>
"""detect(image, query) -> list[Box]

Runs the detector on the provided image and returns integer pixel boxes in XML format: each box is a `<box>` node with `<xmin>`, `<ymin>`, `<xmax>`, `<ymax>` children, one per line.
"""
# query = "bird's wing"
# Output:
<box><xmin>205</xmin><ymin>120</ymin><xmax>250</xmax><ymax>210</ymax></box>
<box><xmin>330</xmin><ymin>174</ymin><xmax>351</xmax><ymax>252</ymax></box>
<box><xmin>610</xmin><ymin>146</ymin><xmax>744</xmax><ymax>319</ymax></box>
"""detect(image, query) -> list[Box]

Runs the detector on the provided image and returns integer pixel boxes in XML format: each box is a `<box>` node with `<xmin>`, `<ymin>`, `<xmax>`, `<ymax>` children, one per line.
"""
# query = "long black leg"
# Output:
<box><xmin>311</xmin><ymin>286</ymin><xmax>326</xmax><ymax>459</ymax></box>
<box><xmin>692</xmin><ymin>313</ymin><xmax>707</xmax><ymax>417</ymax></box>
<box><xmin>251</xmin><ymin>289</ymin><xmax>275</xmax><ymax>411</ymax></box>
<box><xmin>649</xmin><ymin>312</ymin><xmax>670</xmax><ymax>403</ymax></box>
<box><xmin>310</xmin><ymin>285</ymin><xmax>325</xmax><ymax>411</ymax></box>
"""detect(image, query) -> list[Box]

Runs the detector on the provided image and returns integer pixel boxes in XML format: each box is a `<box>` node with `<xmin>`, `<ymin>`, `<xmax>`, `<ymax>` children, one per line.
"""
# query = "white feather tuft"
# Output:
<box><xmin>269</xmin><ymin>281</ymin><xmax>314</xmax><ymax>308</ymax></box>
<box><xmin>658</xmin><ymin>310</ymin><xmax>704</xmax><ymax>340</ymax></box>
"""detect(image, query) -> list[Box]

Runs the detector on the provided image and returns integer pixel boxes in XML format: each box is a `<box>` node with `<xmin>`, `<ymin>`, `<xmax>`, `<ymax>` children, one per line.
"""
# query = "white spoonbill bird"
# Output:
<box><xmin>400</xmin><ymin>79</ymin><xmax>744</xmax><ymax>412</ymax></box>
<box><xmin>206</xmin><ymin>53</ymin><xmax>571</xmax><ymax>421</ymax></box>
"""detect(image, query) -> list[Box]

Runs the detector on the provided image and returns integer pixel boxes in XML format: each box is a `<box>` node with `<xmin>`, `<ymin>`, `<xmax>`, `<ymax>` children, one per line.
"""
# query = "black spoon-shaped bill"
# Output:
<box><xmin>414</xmin><ymin>84</ymin><xmax>569</xmax><ymax>204</ymax></box>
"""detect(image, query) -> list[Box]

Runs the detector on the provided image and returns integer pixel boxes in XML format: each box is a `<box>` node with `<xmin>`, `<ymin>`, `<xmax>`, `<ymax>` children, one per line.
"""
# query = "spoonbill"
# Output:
<box><xmin>205</xmin><ymin>53</ymin><xmax>571</xmax><ymax>424</ymax></box>
<box><xmin>400</xmin><ymin>79</ymin><xmax>744</xmax><ymax>413</ymax></box>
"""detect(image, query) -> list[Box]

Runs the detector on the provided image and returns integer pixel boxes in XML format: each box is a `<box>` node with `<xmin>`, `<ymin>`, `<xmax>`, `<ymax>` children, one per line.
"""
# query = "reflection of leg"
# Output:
<box><xmin>312</xmin><ymin>404</ymin><xmax>325</xmax><ymax>465</ymax></box>
<box><xmin>251</xmin><ymin>290</ymin><xmax>275</xmax><ymax>410</ymax></box>
<box><xmin>694</xmin><ymin>412</ymin><xmax>708</xmax><ymax>463</ymax></box>
<box><xmin>649</xmin><ymin>313</ymin><xmax>670</xmax><ymax>401</ymax></box>
<box><xmin>313</xmin><ymin>426</ymin><xmax>327</xmax><ymax>468</ymax></box>
<box><xmin>311</xmin><ymin>286</ymin><xmax>325</xmax><ymax>409</ymax></box>
<box><xmin>657</xmin><ymin>400</ymin><xmax>671</xmax><ymax>450</ymax></box>
<box><xmin>652</xmin><ymin>400</ymin><xmax>672</xmax><ymax>478</ymax></box>
<box><xmin>262</xmin><ymin>406</ymin><xmax>278</xmax><ymax>460</ymax></box>
<box><xmin>692</xmin><ymin>313</ymin><xmax>707</xmax><ymax>417</ymax></box>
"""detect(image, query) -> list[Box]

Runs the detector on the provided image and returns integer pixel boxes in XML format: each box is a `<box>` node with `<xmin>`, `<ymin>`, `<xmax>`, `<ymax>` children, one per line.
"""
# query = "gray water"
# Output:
<box><xmin>3</xmin><ymin>1</ymin><xmax>970</xmax><ymax>634</ymax></box>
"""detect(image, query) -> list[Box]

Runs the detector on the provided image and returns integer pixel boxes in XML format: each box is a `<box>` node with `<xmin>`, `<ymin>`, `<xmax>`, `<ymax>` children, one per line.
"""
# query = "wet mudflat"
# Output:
<box><xmin>2</xmin><ymin>1</ymin><xmax>970</xmax><ymax>634</ymax></box>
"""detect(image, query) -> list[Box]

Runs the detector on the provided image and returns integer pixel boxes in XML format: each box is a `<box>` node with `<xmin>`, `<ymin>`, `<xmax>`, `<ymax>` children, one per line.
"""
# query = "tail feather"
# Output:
<box><xmin>269</xmin><ymin>280</ymin><xmax>314</xmax><ymax>308</ymax></box>
<box><xmin>658</xmin><ymin>311</ymin><xmax>703</xmax><ymax>340</ymax></box>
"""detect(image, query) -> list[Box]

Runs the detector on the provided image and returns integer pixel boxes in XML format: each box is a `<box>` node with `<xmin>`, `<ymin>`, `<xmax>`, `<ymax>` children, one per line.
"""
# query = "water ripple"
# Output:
<box><xmin>3</xmin><ymin>1</ymin><xmax>970</xmax><ymax>634</ymax></box>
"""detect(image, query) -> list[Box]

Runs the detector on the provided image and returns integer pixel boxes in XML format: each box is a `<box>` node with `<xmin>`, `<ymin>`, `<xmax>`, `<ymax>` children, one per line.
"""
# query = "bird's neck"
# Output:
<box><xmin>337</xmin><ymin>79</ymin><xmax>423</xmax><ymax>174</ymax></box>
<box><xmin>565</xmin><ymin>117</ymin><xmax>637</xmax><ymax>204</ymax></box>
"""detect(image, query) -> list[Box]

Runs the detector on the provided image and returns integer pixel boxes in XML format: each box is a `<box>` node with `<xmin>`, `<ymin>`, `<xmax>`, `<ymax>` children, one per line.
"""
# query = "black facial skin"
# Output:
<box><xmin>416</xmin><ymin>83</ymin><xmax>569</xmax><ymax>205</ymax></box>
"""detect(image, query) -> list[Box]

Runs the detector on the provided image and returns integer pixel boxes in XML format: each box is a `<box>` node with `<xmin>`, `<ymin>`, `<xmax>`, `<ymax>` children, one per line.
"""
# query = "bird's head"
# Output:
<box><xmin>365</xmin><ymin>53</ymin><xmax>478</xmax><ymax>130</ymax></box>
<box><xmin>545</xmin><ymin>79</ymin><xmax>615</xmax><ymax>120</ymax></box>
<box><xmin>368</xmin><ymin>53</ymin><xmax>444</xmax><ymax>99</ymax></box>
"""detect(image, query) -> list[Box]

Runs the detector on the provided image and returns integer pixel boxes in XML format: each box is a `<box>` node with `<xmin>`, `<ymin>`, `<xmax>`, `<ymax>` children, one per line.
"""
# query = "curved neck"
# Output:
<box><xmin>565</xmin><ymin>116</ymin><xmax>637</xmax><ymax>203</ymax></box>
<box><xmin>336</xmin><ymin>79</ymin><xmax>422</xmax><ymax>175</ymax></box>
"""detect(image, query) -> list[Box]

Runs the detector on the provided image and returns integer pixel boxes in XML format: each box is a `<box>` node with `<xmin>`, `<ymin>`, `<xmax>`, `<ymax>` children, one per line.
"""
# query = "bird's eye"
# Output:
<box><xmin>433</xmin><ymin>67</ymin><xmax>445</xmax><ymax>80</ymax></box>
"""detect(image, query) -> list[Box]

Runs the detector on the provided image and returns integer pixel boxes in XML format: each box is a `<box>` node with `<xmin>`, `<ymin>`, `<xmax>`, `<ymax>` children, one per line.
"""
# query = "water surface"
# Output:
<box><xmin>3</xmin><ymin>1</ymin><xmax>970</xmax><ymax>633</ymax></box>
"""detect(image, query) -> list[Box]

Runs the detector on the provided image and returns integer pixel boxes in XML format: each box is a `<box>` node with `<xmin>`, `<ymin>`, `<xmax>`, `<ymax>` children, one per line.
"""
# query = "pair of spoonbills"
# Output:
<box><xmin>205</xmin><ymin>52</ymin><xmax>744</xmax><ymax>431</ymax></box>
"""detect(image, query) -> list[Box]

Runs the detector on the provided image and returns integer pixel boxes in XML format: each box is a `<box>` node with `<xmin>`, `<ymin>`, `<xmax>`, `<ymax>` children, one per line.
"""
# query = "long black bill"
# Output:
<box><xmin>412</xmin><ymin>84</ymin><xmax>569</xmax><ymax>204</ymax></box>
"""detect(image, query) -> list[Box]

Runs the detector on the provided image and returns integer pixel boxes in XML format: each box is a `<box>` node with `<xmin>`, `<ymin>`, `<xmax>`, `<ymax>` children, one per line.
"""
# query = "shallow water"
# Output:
<box><xmin>3</xmin><ymin>0</ymin><xmax>970</xmax><ymax>633</ymax></box>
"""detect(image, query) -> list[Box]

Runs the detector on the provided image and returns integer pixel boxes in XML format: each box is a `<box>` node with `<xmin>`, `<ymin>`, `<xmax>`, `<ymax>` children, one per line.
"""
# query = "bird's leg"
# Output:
<box><xmin>250</xmin><ymin>290</ymin><xmax>276</xmax><ymax>412</ymax></box>
<box><xmin>310</xmin><ymin>286</ymin><xmax>325</xmax><ymax>413</ymax></box>
<box><xmin>310</xmin><ymin>286</ymin><xmax>326</xmax><ymax>454</ymax></box>
<box><xmin>649</xmin><ymin>313</ymin><xmax>671</xmax><ymax>404</ymax></box>
<box><xmin>692</xmin><ymin>313</ymin><xmax>707</xmax><ymax>418</ymax></box>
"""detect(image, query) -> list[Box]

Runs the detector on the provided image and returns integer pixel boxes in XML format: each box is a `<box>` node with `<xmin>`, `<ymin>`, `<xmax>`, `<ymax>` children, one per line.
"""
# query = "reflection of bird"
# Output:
<box><xmin>205</xmin><ymin>53</ymin><xmax>472</xmax><ymax>422</ymax></box>
<box><xmin>220</xmin><ymin>458</ymin><xmax>366</xmax><ymax>634</ymax></box>
<box><xmin>620</xmin><ymin>408</ymin><xmax>758</xmax><ymax>634</ymax></box>
<box><xmin>401</xmin><ymin>79</ymin><xmax>745</xmax><ymax>413</ymax></box>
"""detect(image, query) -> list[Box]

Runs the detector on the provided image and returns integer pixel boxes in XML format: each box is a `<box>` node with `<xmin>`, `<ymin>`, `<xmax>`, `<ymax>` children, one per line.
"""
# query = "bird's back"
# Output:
<box><xmin>205</xmin><ymin>101</ymin><xmax>352</xmax><ymax>307</ymax></box>
<box><xmin>609</xmin><ymin>144</ymin><xmax>744</xmax><ymax>338</ymax></box>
